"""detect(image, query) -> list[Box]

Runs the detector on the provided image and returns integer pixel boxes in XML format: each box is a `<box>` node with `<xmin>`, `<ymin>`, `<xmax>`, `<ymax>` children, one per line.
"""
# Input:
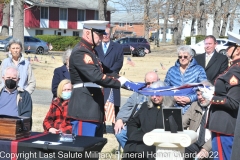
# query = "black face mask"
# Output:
<box><xmin>5</xmin><ymin>79</ymin><xmax>17</xmax><ymax>89</ymax></box>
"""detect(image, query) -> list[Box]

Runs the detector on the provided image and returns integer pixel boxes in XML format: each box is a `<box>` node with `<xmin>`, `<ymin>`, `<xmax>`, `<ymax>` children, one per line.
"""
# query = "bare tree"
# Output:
<box><xmin>1</xmin><ymin>0</ymin><xmax>10</xmax><ymax>36</ymax></box>
<box><xmin>98</xmin><ymin>0</ymin><xmax>108</xmax><ymax>20</ymax></box>
<box><xmin>212</xmin><ymin>0</ymin><xmax>222</xmax><ymax>38</ymax></box>
<box><xmin>144</xmin><ymin>0</ymin><xmax>150</xmax><ymax>40</ymax></box>
<box><xmin>220</xmin><ymin>0</ymin><xmax>230</xmax><ymax>36</ymax></box>
<box><xmin>13</xmin><ymin>0</ymin><xmax>24</xmax><ymax>50</ymax></box>
<box><xmin>162</xmin><ymin>1</ymin><xmax>170</xmax><ymax>42</ymax></box>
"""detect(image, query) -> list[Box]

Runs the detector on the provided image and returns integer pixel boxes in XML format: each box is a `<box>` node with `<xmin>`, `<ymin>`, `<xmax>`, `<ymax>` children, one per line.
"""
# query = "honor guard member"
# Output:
<box><xmin>63</xmin><ymin>20</ymin><xmax>128</xmax><ymax>137</ymax></box>
<box><xmin>203</xmin><ymin>42</ymin><xmax>240</xmax><ymax>160</ymax></box>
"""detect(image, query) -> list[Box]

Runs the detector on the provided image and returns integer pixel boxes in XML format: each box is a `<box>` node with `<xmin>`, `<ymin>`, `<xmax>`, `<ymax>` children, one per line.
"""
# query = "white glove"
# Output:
<box><xmin>199</xmin><ymin>86</ymin><xmax>215</xmax><ymax>101</ymax></box>
<box><xmin>118</xmin><ymin>76</ymin><xmax>129</xmax><ymax>86</ymax></box>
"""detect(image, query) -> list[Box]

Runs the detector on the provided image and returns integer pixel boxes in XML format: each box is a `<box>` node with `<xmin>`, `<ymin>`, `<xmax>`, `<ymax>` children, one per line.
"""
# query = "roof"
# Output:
<box><xmin>111</xmin><ymin>12</ymin><xmax>143</xmax><ymax>23</ymax></box>
<box><xmin>25</xmin><ymin>0</ymin><xmax>115</xmax><ymax>11</ymax></box>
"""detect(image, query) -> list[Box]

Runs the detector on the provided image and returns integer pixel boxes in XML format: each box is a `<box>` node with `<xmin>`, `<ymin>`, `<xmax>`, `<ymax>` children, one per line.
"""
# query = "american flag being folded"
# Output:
<box><xmin>104</xmin><ymin>89</ymin><xmax>115</xmax><ymax>124</ymax></box>
<box><xmin>124</xmin><ymin>81</ymin><xmax>204</xmax><ymax>96</ymax></box>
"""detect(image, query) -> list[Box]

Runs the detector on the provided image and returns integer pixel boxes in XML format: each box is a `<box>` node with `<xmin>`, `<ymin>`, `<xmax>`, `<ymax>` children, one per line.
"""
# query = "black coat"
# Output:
<box><xmin>194</xmin><ymin>51</ymin><xmax>228</xmax><ymax>84</ymax></box>
<box><xmin>95</xmin><ymin>41</ymin><xmax>124</xmax><ymax>106</ymax></box>
<box><xmin>51</xmin><ymin>65</ymin><xmax>70</xmax><ymax>98</ymax></box>
<box><xmin>67</xmin><ymin>39</ymin><xmax>121</xmax><ymax>122</ymax></box>
<box><xmin>123</xmin><ymin>102</ymin><xmax>164</xmax><ymax>160</ymax></box>
<box><xmin>206</xmin><ymin>58</ymin><xmax>240</xmax><ymax>135</ymax></box>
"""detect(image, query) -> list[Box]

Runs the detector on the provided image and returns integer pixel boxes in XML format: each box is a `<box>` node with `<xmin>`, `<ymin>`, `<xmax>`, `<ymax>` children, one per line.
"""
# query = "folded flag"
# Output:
<box><xmin>123</xmin><ymin>81</ymin><xmax>147</xmax><ymax>92</ymax></box>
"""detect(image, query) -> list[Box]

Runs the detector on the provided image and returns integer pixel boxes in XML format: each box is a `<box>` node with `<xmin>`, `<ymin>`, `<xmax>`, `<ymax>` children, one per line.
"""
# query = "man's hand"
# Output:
<box><xmin>114</xmin><ymin>119</ymin><xmax>125</xmax><ymax>134</ymax></box>
<box><xmin>174</xmin><ymin>96</ymin><xmax>190</xmax><ymax>105</ymax></box>
<box><xmin>196</xmin><ymin>148</ymin><xmax>209</xmax><ymax>159</ymax></box>
<box><xmin>49</xmin><ymin>128</ymin><xmax>59</xmax><ymax>134</ymax></box>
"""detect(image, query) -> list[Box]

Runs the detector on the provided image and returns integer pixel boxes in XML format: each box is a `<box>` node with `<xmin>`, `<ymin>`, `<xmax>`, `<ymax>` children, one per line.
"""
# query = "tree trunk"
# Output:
<box><xmin>220</xmin><ymin>0</ymin><xmax>230</xmax><ymax>36</ymax></box>
<box><xmin>98</xmin><ymin>0</ymin><xmax>108</xmax><ymax>20</ymax></box>
<box><xmin>228</xmin><ymin>0</ymin><xmax>237</xmax><ymax>32</ymax></box>
<box><xmin>144</xmin><ymin>0</ymin><xmax>150</xmax><ymax>40</ymax></box>
<box><xmin>13</xmin><ymin>0</ymin><xmax>24</xmax><ymax>51</ymax></box>
<box><xmin>191</xmin><ymin>18</ymin><xmax>196</xmax><ymax>36</ymax></box>
<box><xmin>162</xmin><ymin>1</ymin><xmax>170</xmax><ymax>42</ymax></box>
<box><xmin>1</xmin><ymin>1</ymin><xmax>10</xmax><ymax>36</ymax></box>
<box><xmin>212</xmin><ymin>0</ymin><xmax>222</xmax><ymax>38</ymax></box>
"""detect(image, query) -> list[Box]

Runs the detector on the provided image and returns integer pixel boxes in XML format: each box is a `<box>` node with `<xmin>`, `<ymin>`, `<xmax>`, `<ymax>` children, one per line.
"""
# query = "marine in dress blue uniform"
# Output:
<box><xmin>64</xmin><ymin>21</ymin><xmax>127</xmax><ymax>137</ymax></box>
<box><xmin>206</xmin><ymin>42</ymin><xmax>240</xmax><ymax>160</ymax></box>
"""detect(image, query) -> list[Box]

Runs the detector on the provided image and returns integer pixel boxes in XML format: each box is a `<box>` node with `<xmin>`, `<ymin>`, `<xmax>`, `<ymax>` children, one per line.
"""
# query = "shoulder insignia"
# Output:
<box><xmin>83</xmin><ymin>54</ymin><xmax>94</xmax><ymax>64</ymax></box>
<box><xmin>229</xmin><ymin>75</ymin><xmax>238</xmax><ymax>86</ymax></box>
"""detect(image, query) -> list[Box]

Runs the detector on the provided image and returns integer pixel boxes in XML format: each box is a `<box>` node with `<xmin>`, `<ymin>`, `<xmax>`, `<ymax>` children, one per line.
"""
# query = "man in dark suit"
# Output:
<box><xmin>194</xmin><ymin>35</ymin><xmax>228</xmax><ymax>84</ymax></box>
<box><xmin>95</xmin><ymin>27</ymin><xmax>124</xmax><ymax>117</ymax></box>
<box><xmin>51</xmin><ymin>49</ymin><xmax>72</xmax><ymax>98</ymax></box>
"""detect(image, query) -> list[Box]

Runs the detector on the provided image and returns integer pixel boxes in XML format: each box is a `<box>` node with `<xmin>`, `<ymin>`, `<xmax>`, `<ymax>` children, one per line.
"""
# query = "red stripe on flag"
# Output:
<box><xmin>104</xmin><ymin>89</ymin><xmax>115</xmax><ymax>124</ymax></box>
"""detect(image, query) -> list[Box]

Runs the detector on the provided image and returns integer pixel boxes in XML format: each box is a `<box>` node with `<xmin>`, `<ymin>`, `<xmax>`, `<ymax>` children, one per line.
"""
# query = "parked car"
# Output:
<box><xmin>190</xmin><ymin>38</ymin><xmax>233</xmax><ymax>56</ymax></box>
<box><xmin>0</xmin><ymin>36</ymin><xmax>49</xmax><ymax>54</ymax></box>
<box><xmin>115</xmin><ymin>37</ymin><xmax>151</xmax><ymax>57</ymax></box>
<box><xmin>112</xmin><ymin>30</ymin><xmax>136</xmax><ymax>40</ymax></box>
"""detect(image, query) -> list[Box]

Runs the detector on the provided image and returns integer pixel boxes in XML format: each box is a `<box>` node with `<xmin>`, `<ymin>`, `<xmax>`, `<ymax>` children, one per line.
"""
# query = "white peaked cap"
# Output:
<box><xmin>82</xmin><ymin>20</ymin><xmax>109</xmax><ymax>32</ymax></box>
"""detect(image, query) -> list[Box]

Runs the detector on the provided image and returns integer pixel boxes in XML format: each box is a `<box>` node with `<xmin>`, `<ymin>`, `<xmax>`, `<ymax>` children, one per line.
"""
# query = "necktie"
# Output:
<box><xmin>197</xmin><ymin>108</ymin><xmax>208</xmax><ymax>147</ymax></box>
<box><xmin>205</xmin><ymin>56</ymin><xmax>210</xmax><ymax>67</ymax></box>
<box><xmin>103</xmin><ymin>43</ymin><xmax>107</xmax><ymax>54</ymax></box>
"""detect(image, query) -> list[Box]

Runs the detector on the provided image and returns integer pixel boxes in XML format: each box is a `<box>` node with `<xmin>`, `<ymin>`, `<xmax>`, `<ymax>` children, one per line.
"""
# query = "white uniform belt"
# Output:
<box><xmin>73</xmin><ymin>82</ymin><xmax>101</xmax><ymax>88</ymax></box>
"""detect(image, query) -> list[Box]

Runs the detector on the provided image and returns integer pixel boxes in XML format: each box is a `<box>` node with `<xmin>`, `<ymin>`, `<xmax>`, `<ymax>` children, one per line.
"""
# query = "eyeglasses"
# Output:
<box><xmin>146</xmin><ymin>82</ymin><xmax>154</xmax><ymax>85</ymax></box>
<box><xmin>178</xmin><ymin>56</ymin><xmax>188</xmax><ymax>59</ymax></box>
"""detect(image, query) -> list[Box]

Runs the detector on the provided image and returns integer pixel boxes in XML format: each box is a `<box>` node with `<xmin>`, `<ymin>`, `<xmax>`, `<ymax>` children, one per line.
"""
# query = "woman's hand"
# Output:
<box><xmin>49</xmin><ymin>128</ymin><xmax>59</xmax><ymax>134</ymax></box>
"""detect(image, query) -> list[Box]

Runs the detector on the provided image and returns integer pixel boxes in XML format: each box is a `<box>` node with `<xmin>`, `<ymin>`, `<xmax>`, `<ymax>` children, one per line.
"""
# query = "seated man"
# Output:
<box><xmin>0</xmin><ymin>66</ymin><xmax>32</xmax><ymax>118</ymax></box>
<box><xmin>123</xmin><ymin>81</ymin><xmax>175</xmax><ymax>160</ymax></box>
<box><xmin>183</xmin><ymin>88</ymin><xmax>212</xmax><ymax>160</ymax></box>
<box><xmin>114</xmin><ymin>71</ymin><xmax>159</xmax><ymax>148</ymax></box>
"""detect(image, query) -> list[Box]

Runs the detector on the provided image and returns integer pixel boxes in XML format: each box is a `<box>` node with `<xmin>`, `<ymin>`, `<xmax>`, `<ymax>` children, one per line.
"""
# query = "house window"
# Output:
<box><xmin>94</xmin><ymin>11</ymin><xmax>99</xmax><ymax>20</ymax></box>
<box><xmin>60</xmin><ymin>8</ymin><xmax>67</xmax><ymax>20</ymax></box>
<box><xmin>78</xmin><ymin>10</ymin><xmax>85</xmax><ymax>21</ymax></box>
<box><xmin>41</xmin><ymin>7</ymin><xmax>48</xmax><ymax>19</ymax></box>
<box><xmin>35</xmin><ymin>30</ymin><xmax>43</xmax><ymax>35</ymax></box>
<box><xmin>73</xmin><ymin>31</ymin><xmax>80</xmax><ymax>37</ymax></box>
<box><xmin>119</xmin><ymin>23</ymin><xmax>125</xmax><ymax>27</ymax></box>
<box><xmin>160</xmin><ymin>28</ymin><xmax>163</xmax><ymax>34</ymax></box>
<box><xmin>129</xmin><ymin>23</ymin><xmax>133</xmax><ymax>27</ymax></box>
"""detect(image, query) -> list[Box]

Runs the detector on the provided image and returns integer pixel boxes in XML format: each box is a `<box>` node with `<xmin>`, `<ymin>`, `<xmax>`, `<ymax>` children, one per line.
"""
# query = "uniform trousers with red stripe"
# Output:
<box><xmin>212</xmin><ymin>132</ymin><xmax>233</xmax><ymax>160</ymax></box>
<box><xmin>71</xmin><ymin>120</ymin><xmax>104</xmax><ymax>137</ymax></box>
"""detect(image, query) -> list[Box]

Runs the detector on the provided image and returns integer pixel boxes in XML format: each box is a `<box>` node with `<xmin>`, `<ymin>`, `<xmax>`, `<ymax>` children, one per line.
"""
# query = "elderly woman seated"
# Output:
<box><xmin>123</xmin><ymin>81</ymin><xmax>175</xmax><ymax>160</ymax></box>
<box><xmin>164</xmin><ymin>45</ymin><xmax>207</xmax><ymax>114</ymax></box>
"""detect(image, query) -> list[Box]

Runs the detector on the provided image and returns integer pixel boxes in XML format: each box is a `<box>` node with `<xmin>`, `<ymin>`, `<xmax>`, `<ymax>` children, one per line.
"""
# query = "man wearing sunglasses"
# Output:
<box><xmin>63</xmin><ymin>20</ymin><xmax>129</xmax><ymax>137</ymax></box>
<box><xmin>194</xmin><ymin>35</ymin><xmax>228</xmax><ymax>84</ymax></box>
<box><xmin>114</xmin><ymin>71</ymin><xmax>159</xmax><ymax>148</ymax></box>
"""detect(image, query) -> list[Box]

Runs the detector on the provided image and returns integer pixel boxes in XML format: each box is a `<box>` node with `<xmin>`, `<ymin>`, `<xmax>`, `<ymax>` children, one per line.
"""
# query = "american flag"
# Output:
<box><xmin>34</xmin><ymin>55</ymin><xmax>39</xmax><ymax>62</ymax></box>
<box><xmin>160</xmin><ymin>62</ymin><xmax>166</xmax><ymax>70</ymax></box>
<box><xmin>126</xmin><ymin>57</ymin><xmax>135</xmax><ymax>66</ymax></box>
<box><xmin>130</xmin><ymin>45</ymin><xmax>135</xmax><ymax>52</ymax></box>
<box><xmin>144</xmin><ymin>48</ymin><xmax>149</xmax><ymax>54</ymax></box>
<box><xmin>49</xmin><ymin>43</ymin><xmax>53</xmax><ymax>51</ymax></box>
<box><xmin>104</xmin><ymin>89</ymin><xmax>115</xmax><ymax>124</ymax></box>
